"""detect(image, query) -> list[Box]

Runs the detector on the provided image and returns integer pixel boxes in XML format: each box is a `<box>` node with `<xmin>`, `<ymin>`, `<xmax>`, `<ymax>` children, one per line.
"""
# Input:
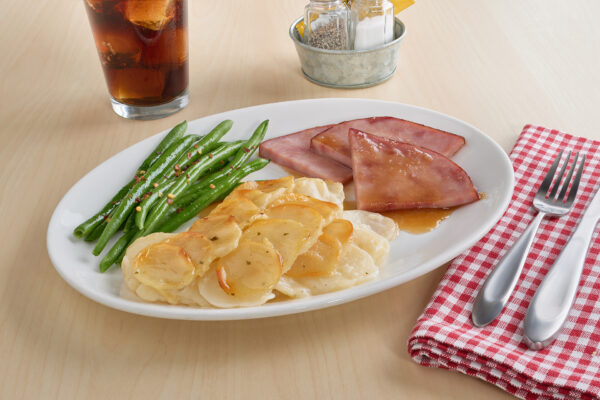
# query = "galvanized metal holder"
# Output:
<box><xmin>289</xmin><ymin>16</ymin><xmax>406</xmax><ymax>89</ymax></box>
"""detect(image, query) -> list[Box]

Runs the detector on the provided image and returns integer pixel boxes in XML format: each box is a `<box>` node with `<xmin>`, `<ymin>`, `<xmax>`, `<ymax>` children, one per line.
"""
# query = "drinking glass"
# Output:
<box><xmin>84</xmin><ymin>0</ymin><xmax>188</xmax><ymax>120</ymax></box>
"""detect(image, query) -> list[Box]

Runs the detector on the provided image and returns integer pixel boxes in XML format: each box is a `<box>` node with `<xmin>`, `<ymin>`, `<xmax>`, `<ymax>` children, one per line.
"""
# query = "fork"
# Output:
<box><xmin>471</xmin><ymin>150</ymin><xmax>585</xmax><ymax>327</ymax></box>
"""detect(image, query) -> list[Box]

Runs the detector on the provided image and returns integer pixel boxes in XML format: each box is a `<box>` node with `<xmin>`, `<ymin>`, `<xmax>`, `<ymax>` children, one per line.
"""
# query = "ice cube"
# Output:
<box><xmin>125</xmin><ymin>0</ymin><xmax>175</xmax><ymax>31</ymax></box>
<box><xmin>107</xmin><ymin>67</ymin><xmax>166</xmax><ymax>103</ymax></box>
<box><xmin>94</xmin><ymin>26</ymin><xmax>142</xmax><ymax>66</ymax></box>
<box><xmin>85</xmin><ymin>0</ymin><xmax>120</xmax><ymax>13</ymax></box>
<box><xmin>142</xmin><ymin>27</ymin><xmax>187</xmax><ymax>66</ymax></box>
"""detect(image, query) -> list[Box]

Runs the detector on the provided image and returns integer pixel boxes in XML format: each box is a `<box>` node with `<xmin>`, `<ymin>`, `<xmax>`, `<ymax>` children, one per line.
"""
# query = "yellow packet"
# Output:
<box><xmin>391</xmin><ymin>0</ymin><xmax>415</xmax><ymax>14</ymax></box>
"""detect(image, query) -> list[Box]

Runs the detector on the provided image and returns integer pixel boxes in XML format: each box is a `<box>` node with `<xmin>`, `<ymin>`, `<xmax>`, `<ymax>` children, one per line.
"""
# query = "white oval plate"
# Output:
<box><xmin>47</xmin><ymin>99</ymin><xmax>514</xmax><ymax>320</ymax></box>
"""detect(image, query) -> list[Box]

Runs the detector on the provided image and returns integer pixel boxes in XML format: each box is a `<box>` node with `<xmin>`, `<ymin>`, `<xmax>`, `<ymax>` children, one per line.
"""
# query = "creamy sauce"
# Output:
<box><xmin>343</xmin><ymin>201</ymin><xmax>454</xmax><ymax>234</ymax></box>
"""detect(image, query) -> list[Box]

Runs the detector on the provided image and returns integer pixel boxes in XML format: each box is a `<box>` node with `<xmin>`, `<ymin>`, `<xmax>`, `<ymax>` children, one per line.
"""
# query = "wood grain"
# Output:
<box><xmin>1</xmin><ymin>0</ymin><xmax>599</xmax><ymax>399</ymax></box>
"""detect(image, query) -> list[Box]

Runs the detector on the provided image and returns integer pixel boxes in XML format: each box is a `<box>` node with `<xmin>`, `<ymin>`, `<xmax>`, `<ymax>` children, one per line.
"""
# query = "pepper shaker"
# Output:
<box><xmin>350</xmin><ymin>0</ymin><xmax>394</xmax><ymax>50</ymax></box>
<box><xmin>304</xmin><ymin>0</ymin><xmax>350</xmax><ymax>50</ymax></box>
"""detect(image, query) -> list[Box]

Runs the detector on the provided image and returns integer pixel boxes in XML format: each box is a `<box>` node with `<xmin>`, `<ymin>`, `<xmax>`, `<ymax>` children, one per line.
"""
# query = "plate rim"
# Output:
<box><xmin>47</xmin><ymin>98</ymin><xmax>515</xmax><ymax>320</ymax></box>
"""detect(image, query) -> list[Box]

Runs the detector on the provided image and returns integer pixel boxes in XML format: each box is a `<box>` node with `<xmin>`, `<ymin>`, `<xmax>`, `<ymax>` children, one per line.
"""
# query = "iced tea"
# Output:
<box><xmin>84</xmin><ymin>0</ymin><xmax>188</xmax><ymax>113</ymax></box>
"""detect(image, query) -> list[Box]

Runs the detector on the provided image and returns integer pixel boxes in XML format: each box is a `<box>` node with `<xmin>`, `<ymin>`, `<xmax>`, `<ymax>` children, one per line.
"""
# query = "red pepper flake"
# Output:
<box><xmin>186</xmin><ymin>173</ymin><xmax>190</xmax><ymax>178</ymax></box>
<box><xmin>106</xmin><ymin>217</ymin><xmax>111</xmax><ymax>222</ymax></box>
<box><xmin>167</xmin><ymin>199</ymin><xmax>174</xmax><ymax>205</ymax></box>
<box><xmin>250</xmin><ymin>145</ymin><xmax>255</xmax><ymax>149</ymax></box>
<box><xmin>142</xmin><ymin>194</ymin><xmax>149</xmax><ymax>200</ymax></box>
<box><xmin>209</xmin><ymin>184</ymin><xmax>216</xmax><ymax>189</ymax></box>
<box><xmin>187</xmin><ymin>152</ymin><xmax>192</xmax><ymax>159</ymax></box>
<box><xmin>135</xmin><ymin>197</ymin><xmax>141</xmax><ymax>203</ymax></box>
<box><xmin>103</xmin><ymin>214</ymin><xmax>110</xmax><ymax>220</ymax></box>
<box><xmin>209</xmin><ymin>153</ymin><xmax>213</xmax><ymax>159</ymax></box>
<box><xmin>219</xmin><ymin>160</ymin><xmax>224</xmax><ymax>164</ymax></box>
<box><xmin>176</xmin><ymin>208</ymin><xmax>182</xmax><ymax>213</ymax></box>
<box><xmin>174</xmin><ymin>164</ymin><xmax>180</xmax><ymax>171</ymax></box>
<box><xmin>194</xmin><ymin>144</ymin><xmax>199</xmax><ymax>149</ymax></box>
<box><xmin>242</xmin><ymin>147</ymin><xmax>250</xmax><ymax>153</ymax></box>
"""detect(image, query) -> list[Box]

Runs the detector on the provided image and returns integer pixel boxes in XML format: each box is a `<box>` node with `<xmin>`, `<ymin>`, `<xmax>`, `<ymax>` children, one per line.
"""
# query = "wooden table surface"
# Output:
<box><xmin>2</xmin><ymin>0</ymin><xmax>600</xmax><ymax>399</ymax></box>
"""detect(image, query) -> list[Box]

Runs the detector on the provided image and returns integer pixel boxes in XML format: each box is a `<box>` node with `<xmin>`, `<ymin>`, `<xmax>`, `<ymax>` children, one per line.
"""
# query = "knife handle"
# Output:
<box><xmin>471</xmin><ymin>212</ymin><xmax>546</xmax><ymax>327</ymax></box>
<box><xmin>523</xmin><ymin>216</ymin><xmax>599</xmax><ymax>350</ymax></box>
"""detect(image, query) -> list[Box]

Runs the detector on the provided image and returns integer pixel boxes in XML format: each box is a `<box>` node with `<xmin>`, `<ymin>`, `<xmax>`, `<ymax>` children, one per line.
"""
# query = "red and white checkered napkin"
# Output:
<box><xmin>408</xmin><ymin>125</ymin><xmax>600</xmax><ymax>400</ymax></box>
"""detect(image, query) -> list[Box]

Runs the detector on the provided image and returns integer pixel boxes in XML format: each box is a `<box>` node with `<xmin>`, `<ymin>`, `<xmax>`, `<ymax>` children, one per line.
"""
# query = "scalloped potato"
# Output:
<box><xmin>121</xmin><ymin>176</ymin><xmax>394</xmax><ymax>308</ymax></box>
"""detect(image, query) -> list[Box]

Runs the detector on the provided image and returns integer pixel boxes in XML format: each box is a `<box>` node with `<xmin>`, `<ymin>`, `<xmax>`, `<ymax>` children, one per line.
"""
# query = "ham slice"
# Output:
<box><xmin>259</xmin><ymin>125</ymin><xmax>354</xmax><ymax>183</ymax></box>
<box><xmin>349</xmin><ymin>129</ymin><xmax>479</xmax><ymax>211</ymax></box>
<box><xmin>311</xmin><ymin>117</ymin><xmax>466</xmax><ymax>167</ymax></box>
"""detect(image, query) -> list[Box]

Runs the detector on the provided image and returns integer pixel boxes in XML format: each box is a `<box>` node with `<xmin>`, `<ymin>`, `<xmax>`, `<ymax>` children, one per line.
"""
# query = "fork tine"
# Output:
<box><xmin>549</xmin><ymin>151</ymin><xmax>571</xmax><ymax>199</ymax></box>
<box><xmin>565</xmin><ymin>154</ymin><xmax>586</xmax><ymax>205</ymax></box>
<box><xmin>538</xmin><ymin>150</ymin><xmax>564</xmax><ymax>195</ymax></box>
<box><xmin>557</xmin><ymin>152</ymin><xmax>579</xmax><ymax>202</ymax></box>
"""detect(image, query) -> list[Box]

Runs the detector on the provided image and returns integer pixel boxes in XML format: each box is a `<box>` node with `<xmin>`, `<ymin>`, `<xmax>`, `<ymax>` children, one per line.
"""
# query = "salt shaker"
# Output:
<box><xmin>304</xmin><ymin>0</ymin><xmax>350</xmax><ymax>50</ymax></box>
<box><xmin>350</xmin><ymin>0</ymin><xmax>395</xmax><ymax>50</ymax></box>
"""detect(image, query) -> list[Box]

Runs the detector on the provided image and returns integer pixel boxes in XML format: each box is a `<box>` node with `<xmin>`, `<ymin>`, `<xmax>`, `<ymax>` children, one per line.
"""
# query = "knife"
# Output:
<box><xmin>523</xmin><ymin>185</ymin><xmax>600</xmax><ymax>350</ymax></box>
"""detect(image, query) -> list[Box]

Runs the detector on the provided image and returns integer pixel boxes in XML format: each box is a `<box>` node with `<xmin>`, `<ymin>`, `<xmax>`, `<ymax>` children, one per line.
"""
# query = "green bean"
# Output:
<box><xmin>227</xmin><ymin>120</ymin><xmax>268</xmax><ymax>168</ymax></box>
<box><xmin>157</xmin><ymin>158</ymin><xmax>270</xmax><ymax>233</ymax></box>
<box><xmin>92</xmin><ymin>134</ymin><xmax>200</xmax><ymax>255</ymax></box>
<box><xmin>133</xmin><ymin>122</ymin><xmax>233</xmax><ymax>230</ymax></box>
<box><xmin>99</xmin><ymin>230</ymin><xmax>137</xmax><ymax>273</ymax></box>
<box><xmin>73</xmin><ymin>183</ymin><xmax>130</xmax><ymax>239</ymax></box>
<box><xmin>84</xmin><ymin>221</ymin><xmax>106</xmax><ymax>242</ymax></box>
<box><xmin>73</xmin><ymin>121</ymin><xmax>187</xmax><ymax>239</ymax></box>
<box><xmin>140</xmin><ymin>141</ymin><xmax>245</xmax><ymax>235</ymax></box>
<box><xmin>173</xmin><ymin>120</ymin><xmax>269</xmax><ymax>205</ymax></box>
<box><xmin>123</xmin><ymin>209</ymin><xmax>137</xmax><ymax>232</ymax></box>
<box><xmin>139</xmin><ymin>120</ymin><xmax>188</xmax><ymax>172</ymax></box>
<box><xmin>133</xmin><ymin>138</ymin><xmax>227</xmax><ymax>230</ymax></box>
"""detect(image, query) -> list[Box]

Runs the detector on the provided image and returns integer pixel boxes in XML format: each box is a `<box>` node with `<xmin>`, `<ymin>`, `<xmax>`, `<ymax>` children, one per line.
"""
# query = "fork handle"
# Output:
<box><xmin>523</xmin><ymin>215</ymin><xmax>599</xmax><ymax>350</ymax></box>
<box><xmin>471</xmin><ymin>212</ymin><xmax>546</xmax><ymax>327</ymax></box>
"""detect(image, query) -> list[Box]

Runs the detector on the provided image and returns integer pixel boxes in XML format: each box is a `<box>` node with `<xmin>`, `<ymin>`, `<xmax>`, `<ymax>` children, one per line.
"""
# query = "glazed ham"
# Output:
<box><xmin>311</xmin><ymin>117</ymin><xmax>466</xmax><ymax>167</ymax></box>
<box><xmin>349</xmin><ymin>129</ymin><xmax>479</xmax><ymax>211</ymax></box>
<box><xmin>259</xmin><ymin>125</ymin><xmax>354</xmax><ymax>183</ymax></box>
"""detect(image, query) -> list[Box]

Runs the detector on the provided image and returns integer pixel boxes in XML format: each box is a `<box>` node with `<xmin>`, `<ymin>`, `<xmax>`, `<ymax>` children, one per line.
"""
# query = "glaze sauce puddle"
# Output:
<box><xmin>343</xmin><ymin>201</ymin><xmax>453</xmax><ymax>234</ymax></box>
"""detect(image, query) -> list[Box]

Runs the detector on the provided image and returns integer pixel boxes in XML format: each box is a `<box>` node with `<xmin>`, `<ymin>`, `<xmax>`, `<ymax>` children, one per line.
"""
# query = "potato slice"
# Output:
<box><xmin>268</xmin><ymin>192</ymin><xmax>341</xmax><ymax>224</ymax></box>
<box><xmin>323</xmin><ymin>219</ymin><xmax>353</xmax><ymax>245</ymax></box>
<box><xmin>264</xmin><ymin>204</ymin><xmax>323</xmax><ymax>253</ymax></box>
<box><xmin>122</xmin><ymin>233</ymin><xmax>211</xmax><ymax>306</ymax></box>
<box><xmin>229</xmin><ymin>188</ymin><xmax>288</xmax><ymax>210</ymax></box>
<box><xmin>199</xmin><ymin>239</ymin><xmax>282</xmax><ymax>307</ymax></box>
<box><xmin>254</xmin><ymin>176</ymin><xmax>295</xmax><ymax>193</ymax></box>
<box><xmin>234</xmin><ymin>176</ymin><xmax>294</xmax><ymax>193</ymax></box>
<box><xmin>342</xmin><ymin>210</ymin><xmax>399</xmax><ymax>241</ymax></box>
<box><xmin>132</xmin><ymin>242</ymin><xmax>196</xmax><ymax>296</ymax></box>
<box><xmin>164</xmin><ymin>231</ymin><xmax>214</xmax><ymax>276</ymax></box>
<box><xmin>242</xmin><ymin>218</ymin><xmax>311</xmax><ymax>273</ymax></box>
<box><xmin>293</xmin><ymin>177</ymin><xmax>344</xmax><ymax>207</ymax></box>
<box><xmin>286</xmin><ymin>233</ymin><xmax>342</xmax><ymax>278</ymax></box>
<box><xmin>209</xmin><ymin>195</ymin><xmax>262</xmax><ymax>228</ymax></box>
<box><xmin>122</xmin><ymin>232</ymin><xmax>175</xmax><ymax>294</ymax></box>
<box><xmin>189</xmin><ymin>214</ymin><xmax>242</xmax><ymax>258</ymax></box>
<box><xmin>350</xmin><ymin>225</ymin><xmax>390</xmax><ymax>266</ymax></box>
<box><xmin>289</xmin><ymin>243</ymin><xmax>379</xmax><ymax>296</ymax></box>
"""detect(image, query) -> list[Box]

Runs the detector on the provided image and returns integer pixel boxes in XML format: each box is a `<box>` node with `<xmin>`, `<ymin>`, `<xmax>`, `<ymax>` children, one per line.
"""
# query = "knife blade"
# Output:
<box><xmin>523</xmin><ymin>184</ymin><xmax>600</xmax><ymax>350</ymax></box>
